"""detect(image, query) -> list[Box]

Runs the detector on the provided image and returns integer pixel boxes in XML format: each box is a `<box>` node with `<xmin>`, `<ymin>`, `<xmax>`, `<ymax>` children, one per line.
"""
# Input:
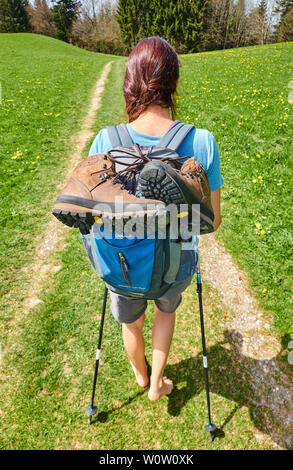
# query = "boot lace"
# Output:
<box><xmin>106</xmin><ymin>143</ymin><xmax>188</xmax><ymax>194</ymax></box>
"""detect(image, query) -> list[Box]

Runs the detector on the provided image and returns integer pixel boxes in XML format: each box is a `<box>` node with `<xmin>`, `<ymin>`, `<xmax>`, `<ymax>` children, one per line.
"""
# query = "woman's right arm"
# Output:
<box><xmin>211</xmin><ymin>188</ymin><xmax>222</xmax><ymax>231</ymax></box>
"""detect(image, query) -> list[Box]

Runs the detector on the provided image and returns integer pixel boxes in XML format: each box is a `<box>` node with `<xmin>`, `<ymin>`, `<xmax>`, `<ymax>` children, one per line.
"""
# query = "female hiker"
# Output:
<box><xmin>85</xmin><ymin>36</ymin><xmax>223</xmax><ymax>401</ymax></box>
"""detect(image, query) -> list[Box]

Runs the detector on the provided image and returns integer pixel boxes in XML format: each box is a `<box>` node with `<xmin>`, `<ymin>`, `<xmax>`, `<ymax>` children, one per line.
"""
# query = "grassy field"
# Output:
<box><xmin>0</xmin><ymin>33</ymin><xmax>112</xmax><ymax>309</ymax></box>
<box><xmin>178</xmin><ymin>42</ymin><xmax>293</xmax><ymax>336</ymax></box>
<box><xmin>0</xmin><ymin>34</ymin><xmax>292</xmax><ymax>450</ymax></box>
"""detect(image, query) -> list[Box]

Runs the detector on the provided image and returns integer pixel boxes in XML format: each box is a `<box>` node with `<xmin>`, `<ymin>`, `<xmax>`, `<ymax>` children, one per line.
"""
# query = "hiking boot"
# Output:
<box><xmin>52</xmin><ymin>153</ymin><xmax>165</xmax><ymax>234</ymax></box>
<box><xmin>137</xmin><ymin>157</ymin><xmax>214</xmax><ymax>233</ymax></box>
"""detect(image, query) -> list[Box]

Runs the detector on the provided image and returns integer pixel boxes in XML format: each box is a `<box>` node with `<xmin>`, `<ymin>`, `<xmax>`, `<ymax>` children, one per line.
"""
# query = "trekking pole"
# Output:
<box><xmin>86</xmin><ymin>285</ymin><xmax>108</xmax><ymax>424</ymax></box>
<box><xmin>196</xmin><ymin>255</ymin><xmax>217</xmax><ymax>442</ymax></box>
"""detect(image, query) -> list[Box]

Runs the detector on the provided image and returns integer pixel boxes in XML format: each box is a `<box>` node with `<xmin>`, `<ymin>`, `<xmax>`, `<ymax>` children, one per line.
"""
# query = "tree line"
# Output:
<box><xmin>0</xmin><ymin>0</ymin><xmax>292</xmax><ymax>54</ymax></box>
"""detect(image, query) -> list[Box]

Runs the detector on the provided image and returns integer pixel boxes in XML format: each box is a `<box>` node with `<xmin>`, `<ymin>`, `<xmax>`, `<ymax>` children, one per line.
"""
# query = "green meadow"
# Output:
<box><xmin>178</xmin><ymin>43</ymin><xmax>293</xmax><ymax>335</ymax></box>
<box><xmin>0</xmin><ymin>34</ymin><xmax>292</xmax><ymax>450</ymax></box>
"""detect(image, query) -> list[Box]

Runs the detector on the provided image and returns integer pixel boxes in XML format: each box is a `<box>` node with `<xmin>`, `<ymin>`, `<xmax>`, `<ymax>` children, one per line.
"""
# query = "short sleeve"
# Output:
<box><xmin>88</xmin><ymin>128</ymin><xmax>113</xmax><ymax>156</ymax></box>
<box><xmin>206</xmin><ymin>132</ymin><xmax>224</xmax><ymax>191</ymax></box>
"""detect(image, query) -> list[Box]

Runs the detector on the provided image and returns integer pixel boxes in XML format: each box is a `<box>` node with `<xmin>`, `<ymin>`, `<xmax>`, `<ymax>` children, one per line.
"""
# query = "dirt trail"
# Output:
<box><xmin>200</xmin><ymin>234</ymin><xmax>293</xmax><ymax>449</ymax></box>
<box><xmin>22</xmin><ymin>62</ymin><xmax>113</xmax><ymax>312</ymax></box>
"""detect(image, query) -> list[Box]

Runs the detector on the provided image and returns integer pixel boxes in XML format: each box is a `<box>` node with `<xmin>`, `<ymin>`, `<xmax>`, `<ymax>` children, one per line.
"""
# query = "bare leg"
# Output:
<box><xmin>148</xmin><ymin>306</ymin><xmax>175</xmax><ymax>401</ymax></box>
<box><xmin>122</xmin><ymin>314</ymin><xmax>148</xmax><ymax>387</ymax></box>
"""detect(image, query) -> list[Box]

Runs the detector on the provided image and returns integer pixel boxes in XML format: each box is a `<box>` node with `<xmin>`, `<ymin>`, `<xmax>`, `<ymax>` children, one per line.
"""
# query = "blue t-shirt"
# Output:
<box><xmin>86</xmin><ymin>123</ymin><xmax>224</xmax><ymax>281</ymax></box>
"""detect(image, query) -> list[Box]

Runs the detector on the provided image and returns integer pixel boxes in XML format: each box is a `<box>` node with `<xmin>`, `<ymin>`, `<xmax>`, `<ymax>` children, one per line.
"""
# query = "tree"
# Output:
<box><xmin>117</xmin><ymin>0</ymin><xmax>207</xmax><ymax>53</ymax></box>
<box><xmin>257</xmin><ymin>0</ymin><xmax>268</xmax><ymax>44</ymax></box>
<box><xmin>274</xmin><ymin>0</ymin><xmax>293</xmax><ymax>20</ymax></box>
<box><xmin>244</xmin><ymin>1</ymin><xmax>276</xmax><ymax>45</ymax></box>
<box><xmin>278</xmin><ymin>4</ymin><xmax>293</xmax><ymax>40</ymax></box>
<box><xmin>52</xmin><ymin>0</ymin><xmax>80</xmax><ymax>42</ymax></box>
<box><xmin>273</xmin><ymin>0</ymin><xmax>293</xmax><ymax>41</ymax></box>
<box><xmin>166</xmin><ymin>0</ymin><xmax>207</xmax><ymax>53</ymax></box>
<box><xmin>89</xmin><ymin>0</ymin><xmax>124</xmax><ymax>54</ymax></box>
<box><xmin>228</xmin><ymin>0</ymin><xmax>248</xmax><ymax>48</ymax></box>
<box><xmin>0</xmin><ymin>0</ymin><xmax>30</xmax><ymax>32</ymax></box>
<box><xmin>72</xmin><ymin>0</ymin><xmax>124</xmax><ymax>54</ymax></box>
<box><xmin>29</xmin><ymin>0</ymin><xmax>55</xmax><ymax>36</ymax></box>
<box><xmin>201</xmin><ymin>0</ymin><xmax>236</xmax><ymax>50</ymax></box>
<box><xmin>117</xmin><ymin>0</ymin><xmax>142</xmax><ymax>50</ymax></box>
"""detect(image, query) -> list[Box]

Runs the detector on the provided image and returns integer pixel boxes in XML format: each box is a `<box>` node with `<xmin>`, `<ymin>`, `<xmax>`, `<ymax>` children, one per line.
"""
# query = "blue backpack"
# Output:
<box><xmin>82</xmin><ymin>121</ymin><xmax>197</xmax><ymax>299</ymax></box>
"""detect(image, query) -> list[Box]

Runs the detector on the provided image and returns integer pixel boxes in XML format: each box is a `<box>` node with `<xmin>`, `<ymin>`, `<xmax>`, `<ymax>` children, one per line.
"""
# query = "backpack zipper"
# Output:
<box><xmin>118</xmin><ymin>252</ymin><xmax>130</xmax><ymax>285</ymax></box>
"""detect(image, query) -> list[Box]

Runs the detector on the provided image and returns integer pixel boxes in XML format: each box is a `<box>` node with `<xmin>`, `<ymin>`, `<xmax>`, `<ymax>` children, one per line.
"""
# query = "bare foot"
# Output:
<box><xmin>130</xmin><ymin>360</ymin><xmax>149</xmax><ymax>388</ymax></box>
<box><xmin>148</xmin><ymin>376</ymin><xmax>174</xmax><ymax>401</ymax></box>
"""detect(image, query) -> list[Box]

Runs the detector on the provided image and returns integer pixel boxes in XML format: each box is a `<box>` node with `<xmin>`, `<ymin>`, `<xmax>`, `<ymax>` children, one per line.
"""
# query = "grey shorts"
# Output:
<box><xmin>109</xmin><ymin>276</ymin><xmax>193</xmax><ymax>324</ymax></box>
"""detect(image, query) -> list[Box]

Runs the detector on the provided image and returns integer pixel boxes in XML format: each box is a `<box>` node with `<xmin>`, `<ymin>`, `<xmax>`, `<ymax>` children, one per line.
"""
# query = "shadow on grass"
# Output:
<box><xmin>165</xmin><ymin>330</ymin><xmax>293</xmax><ymax>449</ymax></box>
<box><xmin>94</xmin><ymin>388</ymin><xmax>147</xmax><ymax>424</ymax></box>
<box><xmin>92</xmin><ymin>357</ymin><xmax>152</xmax><ymax>425</ymax></box>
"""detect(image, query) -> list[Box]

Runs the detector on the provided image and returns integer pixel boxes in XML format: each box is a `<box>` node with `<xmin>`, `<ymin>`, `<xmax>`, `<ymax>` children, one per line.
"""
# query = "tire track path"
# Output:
<box><xmin>199</xmin><ymin>234</ymin><xmax>292</xmax><ymax>449</ymax></box>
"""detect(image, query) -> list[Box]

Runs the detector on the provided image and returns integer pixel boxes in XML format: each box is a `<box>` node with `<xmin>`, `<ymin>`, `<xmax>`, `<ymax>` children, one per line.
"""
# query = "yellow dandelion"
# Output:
<box><xmin>262</xmin><ymin>288</ymin><xmax>267</xmax><ymax>294</ymax></box>
<box><xmin>255</xmin><ymin>223</ymin><xmax>261</xmax><ymax>228</ymax></box>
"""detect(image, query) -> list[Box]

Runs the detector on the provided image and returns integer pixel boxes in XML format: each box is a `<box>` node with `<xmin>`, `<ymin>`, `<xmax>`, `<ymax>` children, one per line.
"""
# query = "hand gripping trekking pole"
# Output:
<box><xmin>196</xmin><ymin>256</ymin><xmax>217</xmax><ymax>441</ymax></box>
<box><xmin>86</xmin><ymin>285</ymin><xmax>108</xmax><ymax>424</ymax></box>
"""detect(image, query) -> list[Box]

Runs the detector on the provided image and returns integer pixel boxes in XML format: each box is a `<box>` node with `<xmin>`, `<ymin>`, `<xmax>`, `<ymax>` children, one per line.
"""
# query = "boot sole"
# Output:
<box><xmin>52</xmin><ymin>203</ymin><xmax>96</xmax><ymax>234</ymax></box>
<box><xmin>52</xmin><ymin>198</ymin><xmax>166</xmax><ymax>234</ymax></box>
<box><xmin>138</xmin><ymin>161</ymin><xmax>214</xmax><ymax>221</ymax></box>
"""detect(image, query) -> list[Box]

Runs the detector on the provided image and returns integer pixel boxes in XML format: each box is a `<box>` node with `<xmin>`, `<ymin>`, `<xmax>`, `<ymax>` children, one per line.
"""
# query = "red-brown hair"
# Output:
<box><xmin>123</xmin><ymin>36</ymin><xmax>179</xmax><ymax>122</ymax></box>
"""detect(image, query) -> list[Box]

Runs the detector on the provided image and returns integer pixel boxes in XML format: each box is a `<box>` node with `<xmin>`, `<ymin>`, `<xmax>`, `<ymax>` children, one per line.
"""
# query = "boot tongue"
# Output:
<box><xmin>109</xmin><ymin>148</ymin><xmax>149</xmax><ymax>174</ymax></box>
<box><xmin>181</xmin><ymin>157</ymin><xmax>201</xmax><ymax>174</ymax></box>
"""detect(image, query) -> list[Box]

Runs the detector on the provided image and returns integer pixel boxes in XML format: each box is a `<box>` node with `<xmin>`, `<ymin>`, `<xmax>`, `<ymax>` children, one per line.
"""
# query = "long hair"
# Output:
<box><xmin>123</xmin><ymin>36</ymin><xmax>179</xmax><ymax>122</ymax></box>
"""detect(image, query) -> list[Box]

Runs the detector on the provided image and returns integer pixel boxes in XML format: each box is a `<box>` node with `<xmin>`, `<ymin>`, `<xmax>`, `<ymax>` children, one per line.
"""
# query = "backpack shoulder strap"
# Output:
<box><xmin>158</xmin><ymin>120</ymin><xmax>194</xmax><ymax>150</ymax></box>
<box><xmin>107</xmin><ymin>123</ymin><xmax>134</xmax><ymax>148</ymax></box>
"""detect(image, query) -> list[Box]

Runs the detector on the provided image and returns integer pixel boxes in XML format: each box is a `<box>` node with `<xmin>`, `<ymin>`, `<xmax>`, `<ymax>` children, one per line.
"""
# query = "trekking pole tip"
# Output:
<box><xmin>205</xmin><ymin>423</ymin><xmax>217</xmax><ymax>441</ymax></box>
<box><xmin>86</xmin><ymin>405</ymin><xmax>97</xmax><ymax>425</ymax></box>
